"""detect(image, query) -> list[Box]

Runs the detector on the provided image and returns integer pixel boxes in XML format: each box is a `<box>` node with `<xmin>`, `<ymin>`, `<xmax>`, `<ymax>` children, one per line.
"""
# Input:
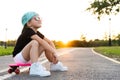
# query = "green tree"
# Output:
<box><xmin>116</xmin><ymin>34</ymin><xmax>120</xmax><ymax>46</ymax></box>
<box><xmin>87</xmin><ymin>0</ymin><xmax>120</xmax><ymax>20</ymax></box>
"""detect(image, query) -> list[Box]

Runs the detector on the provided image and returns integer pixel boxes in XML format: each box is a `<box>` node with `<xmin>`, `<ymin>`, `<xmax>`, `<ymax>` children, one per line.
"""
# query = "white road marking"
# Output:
<box><xmin>0</xmin><ymin>68</ymin><xmax>9</xmax><ymax>74</ymax></box>
<box><xmin>92</xmin><ymin>48</ymin><xmax>120</xmax><ymax>64</ymax></box>
<box><xmin>0</xmin><ymin>48</ymin><xmax>76</xmax><ymax>80</ymax></box>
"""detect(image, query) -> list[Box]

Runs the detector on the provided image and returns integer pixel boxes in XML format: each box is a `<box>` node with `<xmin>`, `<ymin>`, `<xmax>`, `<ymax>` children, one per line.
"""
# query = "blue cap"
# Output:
<box><xmin>22</xmin><ymin>11</ymin><xmax>38</xmax><ymax>26</ymax></box>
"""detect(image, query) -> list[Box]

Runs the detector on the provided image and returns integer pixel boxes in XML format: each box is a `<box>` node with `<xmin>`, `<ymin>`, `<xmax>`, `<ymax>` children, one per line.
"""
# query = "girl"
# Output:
<box><xmin>12</xmin><ymin>11</ymin><xmax>68</xmax><ymax>77</ymax></box>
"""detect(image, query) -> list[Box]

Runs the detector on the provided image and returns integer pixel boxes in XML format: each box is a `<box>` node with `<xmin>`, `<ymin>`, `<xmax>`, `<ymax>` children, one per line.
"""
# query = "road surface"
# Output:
<box><xmin>0</xmin><ymin>48</ymin><xmax>120</xmax><ymax>80</ymax></box>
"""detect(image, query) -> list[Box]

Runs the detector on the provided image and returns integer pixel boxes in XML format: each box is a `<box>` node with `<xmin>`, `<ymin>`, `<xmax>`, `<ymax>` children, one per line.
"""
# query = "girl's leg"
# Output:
<box><xmin>21</xmin><ymin>39</ymin><xmax>67</xmax><ymax>72</ymax></box>
<box><xmin>43</xmin><ymin>43</ymin><xmax>68</xmax><ymax>71</ymax></box>
<box><xmin>22</xmin><ymin>39</ymin><xmax>57</xmax><ymax>63</ymax></box>
<box><xmin>45</xmin><ymin>50</ymin><xmax>68</xmax><ymax>71</ymax></box>
<box><xmin>22</xmin><ymin>40</ymin><xmax>44</xmax><ymax>63</ymax></box>
<box><xmin>21</xmin><ymin>40</ymin><xmax>50</xmax><ymax>76</ymax></box>
<box><xmin>44</xmin><ymin>50</ymin><xmax>58</xmax><ymax>64</ymax></box>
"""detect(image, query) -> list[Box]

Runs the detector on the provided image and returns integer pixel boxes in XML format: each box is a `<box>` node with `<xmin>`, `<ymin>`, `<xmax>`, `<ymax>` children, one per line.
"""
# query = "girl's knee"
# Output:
<box><xmin>31</xmin><ymin>40</ymin><xmax>39</xmax><ymax>47</ymax></box>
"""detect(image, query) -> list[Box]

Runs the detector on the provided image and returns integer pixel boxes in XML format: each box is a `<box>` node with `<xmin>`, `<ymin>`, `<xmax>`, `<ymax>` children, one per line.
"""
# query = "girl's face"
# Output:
<box><xmin>27</xmin><ymin>16</ymin><xmax>42</xmax><ymax>29</ymax></box>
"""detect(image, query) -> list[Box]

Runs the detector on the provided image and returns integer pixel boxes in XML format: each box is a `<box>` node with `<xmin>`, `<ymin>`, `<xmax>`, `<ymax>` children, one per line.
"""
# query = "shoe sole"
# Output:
<box><xmin>30</xmin><ymin>74</ymin><xmax>51</xmax><ymax>77</ymax></box>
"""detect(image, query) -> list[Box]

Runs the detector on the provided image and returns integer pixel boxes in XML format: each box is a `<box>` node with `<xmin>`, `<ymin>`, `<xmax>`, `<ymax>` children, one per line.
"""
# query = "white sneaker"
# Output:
<box><xmin>50</xmin><ymin>62</ymin><xmax>68</xmax><ymax>71</ymax></box>
<box><xmin>30</xmin><ymin>62</ymin><xmax>51</xmax><ymax>77</ymax></box>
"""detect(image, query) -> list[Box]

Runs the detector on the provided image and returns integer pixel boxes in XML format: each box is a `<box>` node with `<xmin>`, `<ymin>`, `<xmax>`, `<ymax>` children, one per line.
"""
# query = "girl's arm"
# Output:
<box><xmin>43</xmin><ymin>37</ymin><xmax>56</xmax><ymax>49</ymax></box>
<box><xmin>31</xmin><ymin>34</ymin><xmax>57</xmax><ymax>54</ymax></box>
<box><xmin>43</xmin><ymin>37</ymin><xmax>58</xmax><ymax>58</ymax></box>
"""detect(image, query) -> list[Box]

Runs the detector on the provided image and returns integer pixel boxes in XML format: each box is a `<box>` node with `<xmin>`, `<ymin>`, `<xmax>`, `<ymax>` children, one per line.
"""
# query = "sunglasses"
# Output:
<box><xmin>34</xmin><ymin>16</ymin><xmax>41</xmax><ymax>21</ymax></box>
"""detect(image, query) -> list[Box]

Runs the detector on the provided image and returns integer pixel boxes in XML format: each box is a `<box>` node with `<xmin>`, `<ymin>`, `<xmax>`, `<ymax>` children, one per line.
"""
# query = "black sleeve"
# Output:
<box><xmin>37</xmin><ymin>31</ymin><xmax>44</xmax><ymax>39</ymax></box>
<box><xmin>24</xmin><ymin>28</ymin><xmax>36</xmax><ymax>39</ymax></box>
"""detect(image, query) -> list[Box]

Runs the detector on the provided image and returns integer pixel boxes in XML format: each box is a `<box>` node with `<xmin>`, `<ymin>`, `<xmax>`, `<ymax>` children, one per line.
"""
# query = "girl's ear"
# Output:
<box><xmin>27</xmin><ymin>21</ymin><xmax>31</xmax><ymax>27</ymax></box>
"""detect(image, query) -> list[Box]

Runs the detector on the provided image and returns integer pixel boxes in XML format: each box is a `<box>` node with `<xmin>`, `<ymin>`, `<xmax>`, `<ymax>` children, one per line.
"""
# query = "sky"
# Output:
<box><xmin>0</xmin><ymin>0</ymin><xmax>120</xmax><ymax>43</ymax></box>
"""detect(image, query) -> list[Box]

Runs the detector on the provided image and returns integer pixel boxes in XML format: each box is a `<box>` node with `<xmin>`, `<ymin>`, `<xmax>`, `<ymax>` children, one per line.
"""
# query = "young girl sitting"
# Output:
<box><xmin>12</xmin><ymin>11</ymin><xmax>68</xmax><ymax>77</ymax></box>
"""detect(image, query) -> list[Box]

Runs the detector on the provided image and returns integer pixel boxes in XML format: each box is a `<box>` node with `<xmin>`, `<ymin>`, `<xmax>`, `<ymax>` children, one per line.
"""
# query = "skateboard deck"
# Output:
<box><xmin>8</xmin><ymin>63</ymin><xmax>31</xmax><ymax>74</ymax></box>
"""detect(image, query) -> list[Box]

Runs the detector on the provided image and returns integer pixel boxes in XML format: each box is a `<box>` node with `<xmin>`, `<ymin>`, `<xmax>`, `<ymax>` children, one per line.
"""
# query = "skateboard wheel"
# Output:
<box><xmin>8</xmin><ymin>69</ymin><xmax>13</xmax><ymax>74</ymax></box>
<box><xmin>15</xmin><ymin>69</ymin><xmax>20</xmax><ymax>74</ymax></box>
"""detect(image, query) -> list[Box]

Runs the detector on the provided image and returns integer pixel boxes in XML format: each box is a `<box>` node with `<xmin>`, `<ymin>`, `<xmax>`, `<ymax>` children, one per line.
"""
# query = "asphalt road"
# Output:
<box><xmin>1</xmin><ymin>48</ymin><xmax>120</xmax><ymax>80</ymax></box>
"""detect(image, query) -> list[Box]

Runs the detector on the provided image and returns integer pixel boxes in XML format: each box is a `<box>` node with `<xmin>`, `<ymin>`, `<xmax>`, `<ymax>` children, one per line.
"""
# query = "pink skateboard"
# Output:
<box><xmin>8</xmin><ymin>63</ymin><xmax>31</xmax><ymax>74</ymax></box>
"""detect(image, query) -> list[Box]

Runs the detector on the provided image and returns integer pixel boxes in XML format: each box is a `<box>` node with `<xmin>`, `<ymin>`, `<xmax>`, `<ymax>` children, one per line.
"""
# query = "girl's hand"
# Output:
<box><xmin>54</xmin><ymin>53</ymin><xmax>58</xmax><ymax>59</ymax></box>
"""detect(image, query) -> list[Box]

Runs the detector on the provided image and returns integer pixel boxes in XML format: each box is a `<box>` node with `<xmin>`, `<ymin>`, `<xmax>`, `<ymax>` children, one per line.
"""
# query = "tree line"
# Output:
<box><xmin>53</xmin><ymin>33</ymin><xmax>120</xmax><ymax>48</ymax></box>
<box><xmin>0</xmin><ymin>33</ymin><xmax>120</xmax><ymax>48</ymax></box>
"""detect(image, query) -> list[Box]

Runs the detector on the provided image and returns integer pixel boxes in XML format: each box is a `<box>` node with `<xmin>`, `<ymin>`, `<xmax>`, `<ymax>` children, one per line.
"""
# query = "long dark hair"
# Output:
<box><xmin>21</xmin><ymin>24</ymin><xmax>29</xmax><ymax>33</ymax></box>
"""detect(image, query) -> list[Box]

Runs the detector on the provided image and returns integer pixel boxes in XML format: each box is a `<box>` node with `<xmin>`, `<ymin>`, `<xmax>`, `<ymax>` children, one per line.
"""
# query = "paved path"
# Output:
<box><xmin>1</xmin><ymin>48</ymin><xmax>120</xmax><ymax>80</ymax></box>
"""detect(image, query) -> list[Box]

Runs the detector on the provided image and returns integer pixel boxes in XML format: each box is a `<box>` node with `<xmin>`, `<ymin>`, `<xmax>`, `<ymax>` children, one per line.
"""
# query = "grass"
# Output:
<box><xmin>0</xmin><ymin>46</ymin><xmax>120</xmax><ymax>61</ymax></box>
<box><xmin>0</xmin><ymin>46</ymin><xmax>13</xmax><ymax>56</ymax></box>
<box><xmin>94</xmin><ymin>46</ymin><xmax>120</xmax><ymax>61</ymax></box>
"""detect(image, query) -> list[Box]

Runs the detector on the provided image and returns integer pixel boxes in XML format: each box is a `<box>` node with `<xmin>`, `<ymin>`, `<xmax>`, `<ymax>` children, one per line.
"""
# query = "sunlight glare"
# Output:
<box><xmin>62</xmin><ymin>39</ymin><xmax>69</xmax><ymax>45</ymax></box>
